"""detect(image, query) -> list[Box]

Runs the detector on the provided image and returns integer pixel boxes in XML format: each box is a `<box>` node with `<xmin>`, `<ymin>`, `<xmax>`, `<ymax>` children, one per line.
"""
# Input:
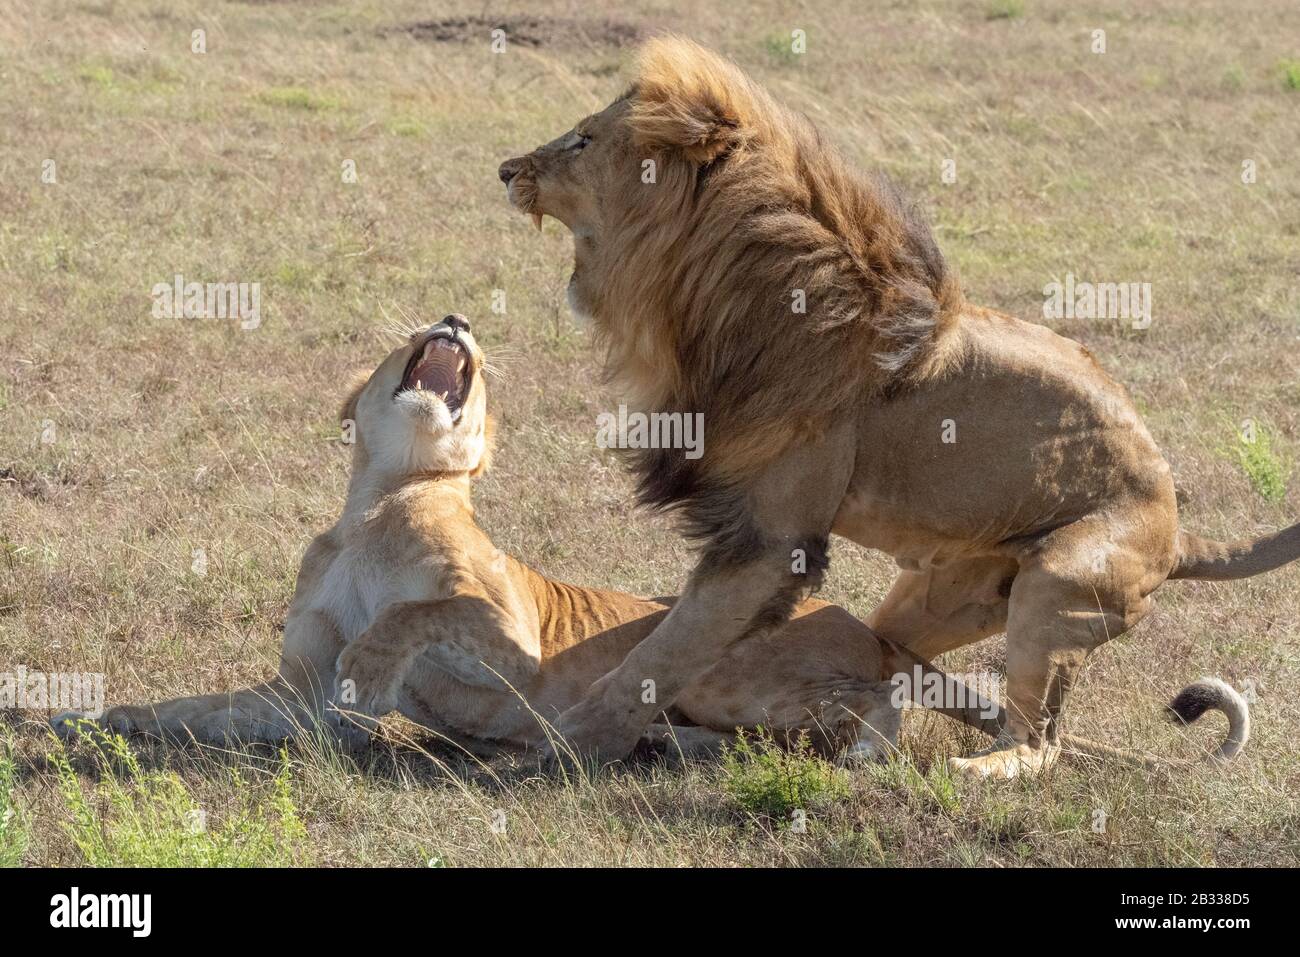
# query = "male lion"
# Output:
<box><xmin>497</xmin><ymin>36</ymin><xmax>1297</xmax><ymax>775</ymax></box>
<box><xmin>51</xmin><ymin>316</ymin><xmax>1248</xmax><ymax>768</ymax></box>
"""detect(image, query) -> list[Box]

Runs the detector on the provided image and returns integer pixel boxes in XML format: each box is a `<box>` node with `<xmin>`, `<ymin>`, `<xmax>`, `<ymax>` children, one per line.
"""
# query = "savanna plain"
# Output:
<box><xmin>1</xmin><ymin>0</ymin><xmax>1298</xmax><ymax>866</ymax></box>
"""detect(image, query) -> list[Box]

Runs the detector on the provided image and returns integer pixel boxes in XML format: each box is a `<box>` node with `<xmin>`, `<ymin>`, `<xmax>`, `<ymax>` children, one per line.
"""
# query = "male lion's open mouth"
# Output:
<box><xmin>396</xmin><ymin>332</ymin><xmax>472</xmax><ymax>422</ymax></box>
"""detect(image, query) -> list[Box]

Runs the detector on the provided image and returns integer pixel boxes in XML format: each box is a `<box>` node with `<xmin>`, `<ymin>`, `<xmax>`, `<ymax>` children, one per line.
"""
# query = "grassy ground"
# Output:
<box><xmin>1</xmin><ymin>0</ymin><xmax>1297</xmax><ymax>866</ymax></box>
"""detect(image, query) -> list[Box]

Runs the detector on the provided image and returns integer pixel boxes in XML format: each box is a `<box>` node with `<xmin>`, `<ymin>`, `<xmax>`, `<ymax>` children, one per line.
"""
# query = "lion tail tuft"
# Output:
<box><xmin>1165</xmin><ymin>677</ymin><xmax>1250</xmax><ymax>764</ymax></box>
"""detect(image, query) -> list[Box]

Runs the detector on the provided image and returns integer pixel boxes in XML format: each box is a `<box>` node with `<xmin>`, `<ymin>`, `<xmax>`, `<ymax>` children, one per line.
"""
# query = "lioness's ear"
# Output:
<box><xmin>630</xmin><ymin>36</ymin><xmax>753</xmax><ymax>164</ymax></box>
<box><xmin>470</xmin><ymin>414</ymin><xmax>497</xmax><ymax>479</ymax></box>
<box><xmin>338</xmin><ymin>370</ymin><xmax>369</xmax><ymax>427</ymax></box>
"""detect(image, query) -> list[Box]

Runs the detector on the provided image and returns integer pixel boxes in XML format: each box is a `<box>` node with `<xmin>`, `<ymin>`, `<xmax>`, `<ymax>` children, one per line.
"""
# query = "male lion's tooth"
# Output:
<box><xmin>530</xmin><ymin>212</ymin><xmax>543</xmax><ymax>232</ymax></box>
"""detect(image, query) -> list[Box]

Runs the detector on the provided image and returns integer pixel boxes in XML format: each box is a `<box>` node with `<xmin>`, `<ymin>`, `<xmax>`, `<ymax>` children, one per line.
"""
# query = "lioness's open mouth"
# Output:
<box><xmin>397</xmin><ymin>331</ymin><xmax>472</xmax><ymax>422</ymax></box>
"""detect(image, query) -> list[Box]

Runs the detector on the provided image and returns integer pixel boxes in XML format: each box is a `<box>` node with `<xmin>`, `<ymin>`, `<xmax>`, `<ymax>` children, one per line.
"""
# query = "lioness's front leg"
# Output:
<box><xmin>334</xmin><ymin>594</ymin><xmax>540</xmax><ymax>725</ymax></box>
<box><xmin>554</xmin><ymin>434</ymin><xmax>854</xmax><ymax>761</ymax></box>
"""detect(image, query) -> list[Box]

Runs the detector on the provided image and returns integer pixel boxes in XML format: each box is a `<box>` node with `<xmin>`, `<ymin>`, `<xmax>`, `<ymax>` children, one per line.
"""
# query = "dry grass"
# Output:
<box><xmin>1</xmin><ymin>0</ymin><xmax>1297</xmax><ymax>866</ymax></box>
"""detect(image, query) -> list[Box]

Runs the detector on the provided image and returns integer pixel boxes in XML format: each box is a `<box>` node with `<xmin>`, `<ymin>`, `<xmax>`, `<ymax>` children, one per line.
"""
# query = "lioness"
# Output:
<box><xmin>498</xmin><ymin>36</ymin><xmax>1297</xmax><ymax>775</ymax></box>
<box><xmin>51</xmin><ymin>316</ymin><xmax>1247</xmax><ymax>768</ymax></box>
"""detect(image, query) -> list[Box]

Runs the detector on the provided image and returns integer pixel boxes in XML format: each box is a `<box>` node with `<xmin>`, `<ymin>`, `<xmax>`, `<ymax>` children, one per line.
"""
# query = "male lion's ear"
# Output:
<box><xmin>338</xmin><ymin>370</ymin><xmax>369</xmax><ymax>427</ymax></box>
<box><xmin>630</xmin><ymin>36</ymin><xmax>755</xmax><ymax>165</ymax></box>
<box><xmin>470</xmin><ymin>414</ymin><xmax>497</xmax><ymax>479</ymax></box>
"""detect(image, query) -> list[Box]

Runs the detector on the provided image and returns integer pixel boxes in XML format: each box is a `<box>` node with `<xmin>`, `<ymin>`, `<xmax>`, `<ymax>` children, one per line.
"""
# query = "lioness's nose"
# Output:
<box><xmin>498</xmin><ymin>158</ymin><xmax>524</xmax><ymax>184</ymax></box>
<box><xmin>443</xmin><ymin>314</ymin><xmax>471</xmax><ymax>334</ymax></box>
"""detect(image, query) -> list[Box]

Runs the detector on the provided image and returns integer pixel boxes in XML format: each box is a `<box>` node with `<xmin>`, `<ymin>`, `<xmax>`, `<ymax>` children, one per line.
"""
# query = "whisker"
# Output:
<box><xmin>393</xmin><ymin>302</ymin><xmax>427</xmax><ymax>336</ymax></box>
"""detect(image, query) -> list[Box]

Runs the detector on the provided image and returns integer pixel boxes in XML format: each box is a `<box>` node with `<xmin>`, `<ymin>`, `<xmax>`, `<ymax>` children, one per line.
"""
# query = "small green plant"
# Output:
<box><xmin>721</xmin><ymin>728</ymin><xmax>847</xmax><ymax>821</ymax></box>
<box><xmin>77</xmin><ymin>63</ymin><xmax>116</xmax><ymax>89</ymax></box>
<box><xmin>1280</xmin><ymin>59</ymin><xmax>1300</xmax><ymax>91</ymax></box>
<box><xmin>0</xmin><ymin>732</ymin><xmax>27</xmax><ymax>867</ymax></box>
<box><xmin>388</xmin><ymin>118</ymin><xmax>427</xmax><ymax>138</ymax></box>
<box><xmin>1236</xmin><ymin>421</ymin><xmax>1290</xmax><ymax>502</ymax></box>
<box><xmin>52</xmin><ymin>729</ymin><xmax>310</xmax><ymax>867</ymax></box>
<box><xmin>761</xmin><ymin>33</ymin><xmax>801</xmax><ymax>65</ymax></box>
<box><xmin>256</xmin><ymin>86</ymin><xmax>340</xmax><ymax>112</ymax></box>
<box><xmin>986</xmin><ymin>0</ymin><xmax>1025</xmax><ymax>20</ymax></box>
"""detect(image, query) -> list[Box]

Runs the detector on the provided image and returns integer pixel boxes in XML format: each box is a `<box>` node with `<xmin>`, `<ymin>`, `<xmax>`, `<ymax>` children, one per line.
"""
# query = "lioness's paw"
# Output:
<box><xmin>52</xmin><ymin>707</ymin><xmax>138</xmax><ymax>741</ymax></box>
<box><xmin>334</xmin><ymin>645</ymin><xmax>399</xmax><ymax>718</ymax></box>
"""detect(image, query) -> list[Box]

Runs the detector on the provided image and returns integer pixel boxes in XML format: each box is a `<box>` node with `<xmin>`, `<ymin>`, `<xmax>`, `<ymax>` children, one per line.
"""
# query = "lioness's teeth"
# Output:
<box><xmin>530</xmin><ymin>212</ymin><xmax>543</xmax><ymax>231</ymax></box>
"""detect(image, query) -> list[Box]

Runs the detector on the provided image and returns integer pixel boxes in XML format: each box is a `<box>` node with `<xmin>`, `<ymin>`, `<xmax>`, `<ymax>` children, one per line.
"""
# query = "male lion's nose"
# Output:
<box><xmin>443</xmin><ymin>314</ymin><xmax>471</xmax><ymax>334</ymax></box>
<box><xmin>498</xmin><ymin>158</ymin><xmax>524</xmax><ymax>184</ymax></box>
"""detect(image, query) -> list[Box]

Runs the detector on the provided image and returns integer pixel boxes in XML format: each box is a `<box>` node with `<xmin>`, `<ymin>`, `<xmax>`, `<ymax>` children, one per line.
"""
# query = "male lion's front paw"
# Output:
<box><xmin>550</xmin><ymin>696</ymin><xmax>645</xmax><ymax>767</ymax></box>
<box><xmin>947</xmin><ymin>736</ymin><xmax>1061</xmax><ymax>780</ymax></box>
<box><xmin>334</xmin><ymin>643</ymin><xmax>400</xmax><ymax>719</ymax></box>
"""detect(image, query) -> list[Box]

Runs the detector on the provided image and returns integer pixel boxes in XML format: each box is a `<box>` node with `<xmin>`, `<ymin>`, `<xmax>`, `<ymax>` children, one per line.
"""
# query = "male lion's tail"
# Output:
<box><xmin>880</xmin><ymin>643</ymin><xmax>1249</xmax><ymax>771</ymax></box>
<box><xmin>1168</xmin><ymin>523</ymin><xmax>1300</xmax><ymax>581</ymax></box>
<box><xmin>1059</xmin><ymin>678</ymin><xmax>1250</xmax><ymax>770</ymax></box>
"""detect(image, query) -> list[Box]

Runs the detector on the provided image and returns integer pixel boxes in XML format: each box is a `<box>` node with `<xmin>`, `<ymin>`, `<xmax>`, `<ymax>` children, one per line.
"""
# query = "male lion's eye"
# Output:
<box><xmin>572</xmin><ymin>134</ymin><xmax>591</xmax><ymax>151</ymax></box>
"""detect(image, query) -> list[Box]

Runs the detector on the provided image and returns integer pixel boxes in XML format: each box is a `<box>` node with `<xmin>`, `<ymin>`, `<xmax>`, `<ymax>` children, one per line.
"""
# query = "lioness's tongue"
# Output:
<box><xmin>409</xmin><ymin>347</ymin><xmax>459</xmax><ymax>397</ymax></box>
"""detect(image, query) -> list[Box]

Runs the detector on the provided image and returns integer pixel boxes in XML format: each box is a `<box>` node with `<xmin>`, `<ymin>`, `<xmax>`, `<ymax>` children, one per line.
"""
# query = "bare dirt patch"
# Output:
<box><xmin>389</xmin><ymin>15</ymin><xmax>644</xmax><ymax>49</ymax></box>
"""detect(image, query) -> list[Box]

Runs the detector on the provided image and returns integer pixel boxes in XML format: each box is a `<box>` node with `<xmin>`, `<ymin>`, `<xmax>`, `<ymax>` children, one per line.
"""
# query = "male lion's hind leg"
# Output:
<box><xmin>866</xmin><ymin>557</ymin><xmax>1016</xmax><ymax>661</ymax></box>
<box><xmin>946</xmin><ymin>557</ymin><xmax>1153</xmax><ymax>780</ymax></box>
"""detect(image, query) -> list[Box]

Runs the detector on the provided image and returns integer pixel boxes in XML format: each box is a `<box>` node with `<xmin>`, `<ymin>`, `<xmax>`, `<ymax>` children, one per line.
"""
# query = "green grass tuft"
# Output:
<box><xmin>761</xmin><ymin>33</ymin><xmax>802</xmax><ymax>65</ymax></box>
<box><xmin>1236</xmin><ymin>421</ymin><xmax>1290</xmax><ymax>502</ymax></box>
<box><xmin>1280</xmin><ymin>59</ymin><xmax>1300</xmax><ymax>90</ymax></box>
<box><xmin>986</xmin><ymin>0</ymin><xmax>1025</xmax><ymax>20</ymax></box>
<box><xmin>0</xmin><ymin>732</ymin><xmax>27</xmax><ymax>867</ymax></box>
<box><xmin>721</xmin><ymin>729</ymin><xmax>847</xmax><ymax>821</ymax></box>
<box><xmin>256</xmin><ymin>86</ymin><xmax>341</xmax><ymax>112</ymax></box>
<box><xmin>52</xmin><ymin>731</ymin><xmax>311</xmax><ymax>867</ymax></box>
<box><xmin>388</xmin><ymin>118</ymin><xmax>428</xmax><ymax>138</ymax></box>
<box><xmin>77</xmin><ymin>63</ymin><xmax>116</xmax><ymax>89</ymax></box>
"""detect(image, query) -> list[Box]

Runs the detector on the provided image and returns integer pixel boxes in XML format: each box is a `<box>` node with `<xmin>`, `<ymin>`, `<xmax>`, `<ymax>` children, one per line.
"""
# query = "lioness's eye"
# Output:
<box><xmin>571</xmin><ymin>133</ymin><xmax>591</xmax><ymax>150</ymax></box>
